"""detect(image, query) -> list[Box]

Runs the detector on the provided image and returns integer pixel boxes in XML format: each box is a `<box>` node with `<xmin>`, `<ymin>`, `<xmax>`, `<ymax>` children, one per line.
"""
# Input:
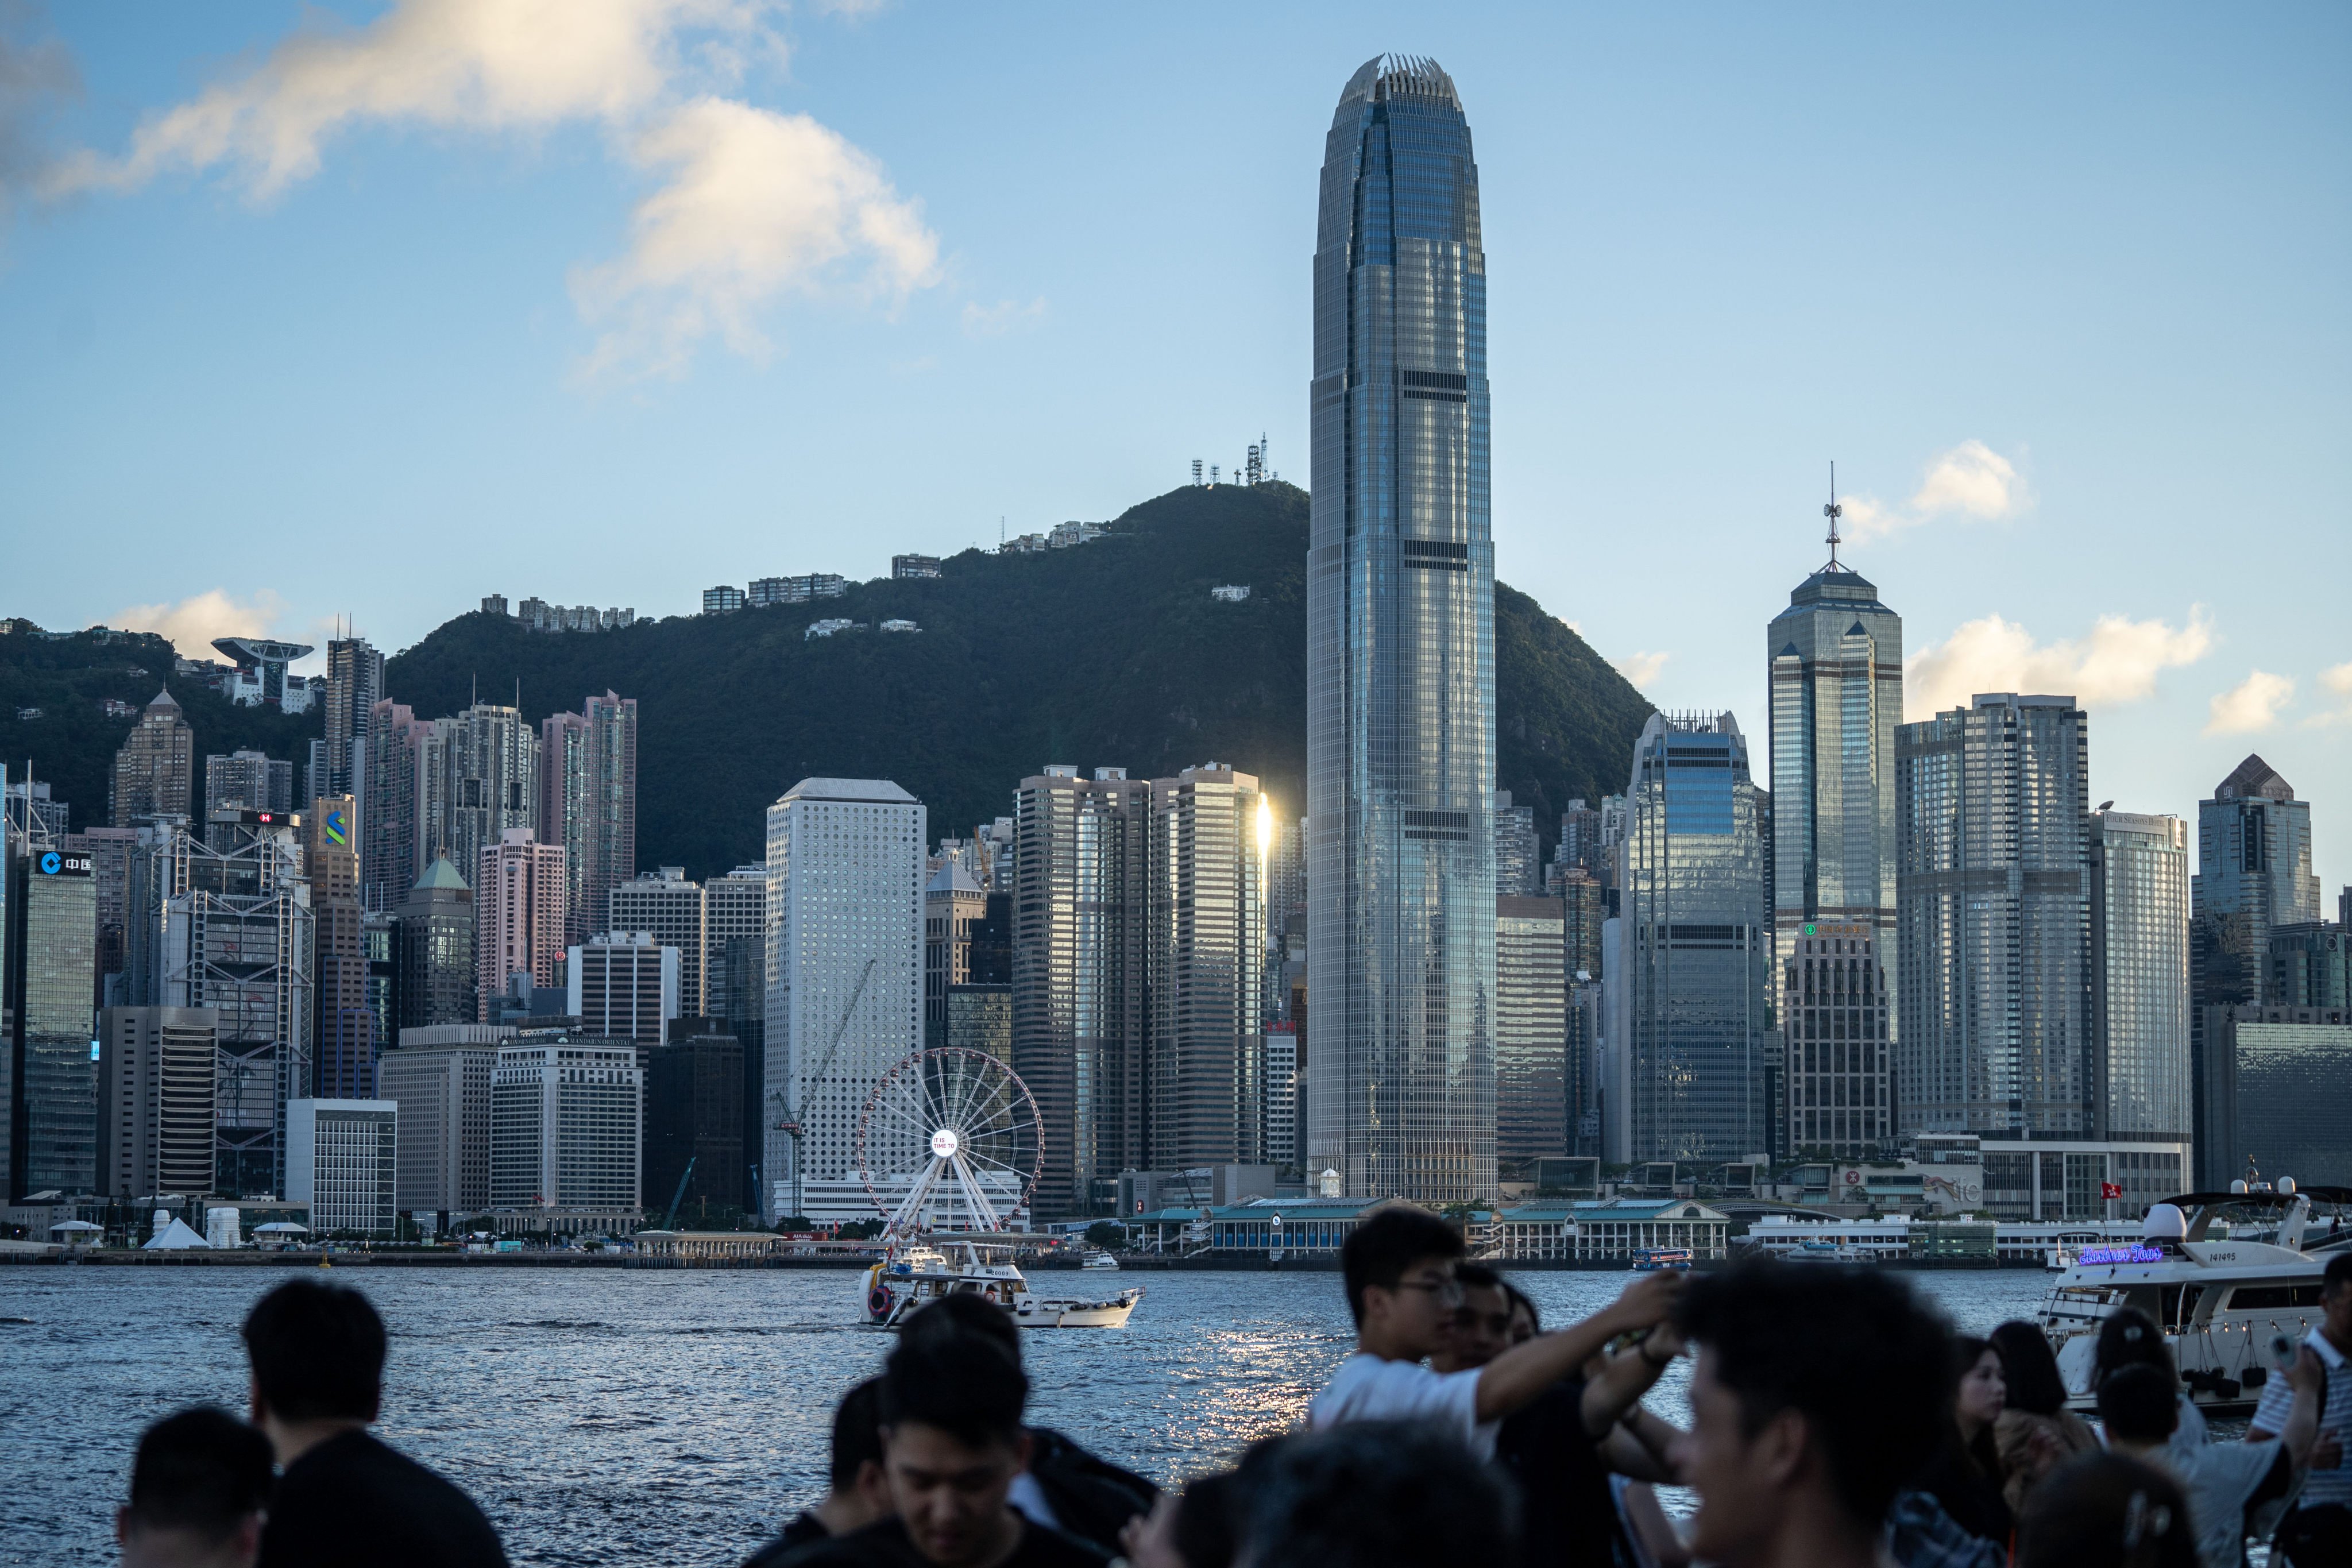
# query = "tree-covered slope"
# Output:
<box><xmin>1</xmin><ymin>482</ymin><xmax>1656</xmax><ymax>876</ymax></box>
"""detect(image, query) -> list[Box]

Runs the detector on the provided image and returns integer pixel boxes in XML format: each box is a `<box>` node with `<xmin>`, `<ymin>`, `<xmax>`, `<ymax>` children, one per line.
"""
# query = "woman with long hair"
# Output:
<box><xmin>1988</xmin><ymin>1319</ymin><xmax>2098</xmax><ymax>1515</ymax></box>
<box><xmin>1913</xmin><ymin>1335</ymin><xmax>2016</xmax><ymax>1550</ymax></box>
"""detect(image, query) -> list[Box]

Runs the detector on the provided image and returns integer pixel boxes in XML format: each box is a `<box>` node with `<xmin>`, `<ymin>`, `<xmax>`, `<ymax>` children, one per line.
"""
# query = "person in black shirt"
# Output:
<box><xmin>240</xmin><ymin>1277</ymin><xmax>508</xmax><ymax>1568</ymax></box>
<box><xmin>116</xmin><ymin>1405</ymin><xmax>275</xmax><ymax>1568</ymax></box>
<box><xmin>748</xmin><ymin>1378</ymin><xmax>892</xmax><ymax>1565</ymax></box>
<box><xmin>897</xmin><ymin>1291</ymin><xmax>1158</xmax><ymax>1552</ymax></box>
<box><xmin>781</xmin><ymin>1327</ymin><xmax>1110</xmax><ymax>1568</ymax></box>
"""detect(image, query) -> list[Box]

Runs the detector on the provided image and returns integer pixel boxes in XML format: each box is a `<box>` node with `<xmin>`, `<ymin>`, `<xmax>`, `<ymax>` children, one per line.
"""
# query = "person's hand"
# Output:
<box><xmin>1610</xmin><ymin>1269</ymin><xmax>1685</xmax><ymax>1333</ymax></box>
<box><xmin>2289</xmin><ymin>1345</ymin><xmax>2326</xmax><ymax>1396</ymax></box>
<box><xmin>2023</xmin><ymin>1423</ymin><xmax>2063</xmax><ymax>1476</ymax></box>
<box><xmin>1639</xmin><ymin>1320</ymin><xmax>1686</xmax><ymax>1365</ymax></box>
<box><xmin>1119</xmin><ymin>1493</ymin><xmax>1184</xmax><ymax>1568</ymax></box>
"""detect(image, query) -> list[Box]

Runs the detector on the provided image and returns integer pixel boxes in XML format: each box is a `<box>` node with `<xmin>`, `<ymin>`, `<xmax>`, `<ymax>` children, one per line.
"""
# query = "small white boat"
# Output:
<box><xmin>1080</xmin><ymin>1251</ymin><xmax>1121</xmax><ymax>1271</ymax></box>
<box><xmin>1784</xmin><ymin>1238</ymin><xmax>1868</xmax><ymax>1263</ymax></box>
<box><xmin>2045</xmin><ymin>1247</ymin><xmax>2072</xmax><ymax>1272</ymax></box>
<box><xmin>860</xmin><ymin>1237</ymin><xmax>1143</xmax><ymax>1328</ymax></box>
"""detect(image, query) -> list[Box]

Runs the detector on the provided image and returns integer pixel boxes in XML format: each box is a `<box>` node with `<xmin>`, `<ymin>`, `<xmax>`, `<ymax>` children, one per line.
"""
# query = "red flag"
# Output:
<box><xmin>2100</xmin><ymin>1181</ymin><xmax>2123</xmax><ymax>1200</ymax></box>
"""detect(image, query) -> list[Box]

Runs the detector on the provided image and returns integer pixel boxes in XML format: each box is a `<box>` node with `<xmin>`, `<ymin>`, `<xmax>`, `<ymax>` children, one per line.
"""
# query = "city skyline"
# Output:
<box><xmin>2</xmin><ymin>6</ymin><xmax>2344</xmax><ymax>897</ymax></box>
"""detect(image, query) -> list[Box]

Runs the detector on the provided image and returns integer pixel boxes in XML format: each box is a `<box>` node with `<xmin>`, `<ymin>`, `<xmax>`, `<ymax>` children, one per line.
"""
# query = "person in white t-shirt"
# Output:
<box><xmin>1307</xmin><ymin>1206</ymin><xmax>1680</xmax><ymax>1456</ymax></box>
<box><xmin>2100</xmin><ymin>1361</ymin><xmax>2321</xmax><ymax>1568</ymax></box>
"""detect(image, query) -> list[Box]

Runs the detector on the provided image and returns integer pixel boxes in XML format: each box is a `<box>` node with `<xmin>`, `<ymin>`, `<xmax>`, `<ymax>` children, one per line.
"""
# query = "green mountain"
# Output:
<box><xmin>2</xmin><ymin>484</ymin><xmax>1656</xmax><ymax>875</ymax></box>
<box><xmin>0</xmin><ymin>622</ymin><xmax>322</xmax><ymax>829</ymax></box>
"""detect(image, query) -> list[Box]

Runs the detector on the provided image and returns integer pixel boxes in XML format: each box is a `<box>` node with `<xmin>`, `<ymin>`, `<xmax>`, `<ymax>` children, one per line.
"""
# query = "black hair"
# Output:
<box><xmin>2017</xmin><ymin>1451</ymin><xmax>2195</xmax><ymax>1568</ymax></box>
<box><xmin>1988</xmin><ymin>1319</ymin><xmax>2069</xmax><ymax>1417</ymax></box>
<box><xmin>1340</xmin><ymin>1207</ymin><xmax>1464</xmax><ymax>1327</ymax></box>
<box><xmin>1948</xmin><ymin>1335</ymin><xmax>2005</xmax><ymax>1480</ymax></box>
<box><xmin>899</xmin><ymin>1288</ymin><xmax>1022</xmax><ymax>1365</ymax></box>
<box><xmin>879</xmin><ymin>1327</ymin><xmax>1029</xmax><ymax>1450</ymax></box>
<box><xmin>240</xmin><ymin>1278</ymin><xmax>386</xmax><ymax>1422</ymax></box>
<box><xmin>2096</xmin><ymin>1365</ymin><xmax>2180</xmax><ymax>1446</ymax></box>
<box><xmin>1453</xmin><ymin>1262</ymin><xmax>1504</xmax><ymax>1295</ymax></box>
<box><xmin>1675</xmin><ymin>1261</ymin><xmax>1951</xmax><ymax>1526</ymax></box>
<box><xmin>1501</xmin><ymin>1281</ymin><xmax>1540</xmax><ymax>1332</ymax></box>
<box><xmin>124</xmin><ymin>1407</ymin><xmax>275</xmax><ymax>1542</ymax></box>
<box><xmin>2094</xmin><ymin>1308</ymin><xmax>2176</xmax><ymax>1392</ymax></box>
<box><xmin>1239</xmin><ymin>1422</ymin><xmax>1517</xmax><ymax>1568</ymax></box>
<box><xmin>1170</xmin><ymin>1470</ymin><xmax>1242</xmax><ymax>1568</ymax></box>
<box><xmin>829</xmin><ymin>1377</ymin><xmax>886</xmax><ymax>1491</ymax></box>
<box><xmin>2326</xmin><ymin>1252</ymin><xmax>2352</xmax><ymax>1292</ymax></box>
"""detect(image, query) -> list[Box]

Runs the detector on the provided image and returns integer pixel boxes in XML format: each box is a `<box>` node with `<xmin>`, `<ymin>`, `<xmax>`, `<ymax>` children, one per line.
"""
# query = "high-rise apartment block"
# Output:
<box><xmin>361</xmin><ymin>700</ymin><xmax>432</xmax><ymax>909</ymax></box>
<box><xmin>702</xmin><ymin>586</ymin><xmax>746</xmax><ymax>616</ymax></box>
<box><xmin>476</xmin><ymin>830</ymin><xmax>565</xmax><ymax>1022</ymax></box>
<box><xmin>97</xmin><ymin>1006</ymin><xmax>218</xmax><ymax>1200</ymax></box>
<box><xmin>110</xmin><ymin>690</ymin><xmax>194</xmax><ymax>827</ymax></box>
<box><xmin>2090</xmin><ymin>812</ymin><xmax>2191</xmax><ymax>1156</ymax></box>
<box><xmin>538</xmin><ymin>692</ymin><xmax>636</xmax><ymax>947</ymax></box>
<box><xmin>491</xmin><ymin>1038</ymin><xmax>643</xmax><ymax>1228</ymax></box>
<box><xmin>378</xmin><ymin>1024</ymin><xmax>505</xmax><ymax>1219</ymax></box>
<box><xmin>9</xmin><ymin>841</ymin><xmax>100</xmax><ymax>1196</ymax></box>
<box><xmin>567</xmin><ymin>932</ymin><xmax>679</xmax><ymax>1045</ymax></box>
<box><xmin>1605</xmin><ymin>713</ymin><xmax>1771</xmax><ymax>1165</ymax></box>
<box><xmin>322</xmin><ymin>637</ymin><xmax>383</xmax><ymax>831</ymax></box>
<box><xmin>285</xmin><ymin>1098</ymin><xmax>396</xmax><ymax>1234</ymax></box>
<box><xmin>1495</xmin><ymin>896</ymin><xmax>1570</xmax><ymax>1167</ymax></box>
<box><xmin>1307</xmin><ymin>56</ymin><xmax>1497</xmax><ymax>1204</ymax></box>
<box><xmin>2189</xmin><ymin>755</ymin><xmax>2320</xmax><ymax>1186</ymax></box>
<box><xmin>1896</xmin><ymin>693</ymin><xmax>2091</xmax><ymax>1140</ymax></box>
<box><xmin>442</xmin><ymin>703</ymin><xmax>536</xmax><ymax>885</ymax></box>
<box><xmin>1494</xmin><ymin>792</ymin><xmax>1539</xmax><ymax>897</ymax></box>
<box><xmin>607</xmin><ymin>866</ymin><xmax>701</xmax><ymax>1014</ymax></box>
<box><xmin>891</xmin><ymin>554</ymin><xmax>942</xmax><ymax>580</ymax></box>
<box><xmin>763</xmin><ymin>778</ymin><xmax>925</xmax><ymax>1223</ymax></box>
<box><xmin>204</xmin><ymin>751</ymin><xmax>293</xmax><ymax>816</ymax></box>
<box><xmin>1766</xmin><ymin>543</ymin><xmax>1901</xmax><ymax>1158</ymax></box>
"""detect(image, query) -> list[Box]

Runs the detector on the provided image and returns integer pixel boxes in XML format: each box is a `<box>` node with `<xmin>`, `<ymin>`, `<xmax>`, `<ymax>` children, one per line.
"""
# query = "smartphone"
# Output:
<box><xmin>2270</xmin><ymin>1333</ymin><xmax>2300</xmax><ymax>1371</ymax></box>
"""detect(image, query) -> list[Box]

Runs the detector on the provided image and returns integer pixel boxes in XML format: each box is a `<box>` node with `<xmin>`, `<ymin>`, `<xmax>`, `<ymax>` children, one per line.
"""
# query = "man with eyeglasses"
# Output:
<box><xmin>1309</xmin><ymin>1207</ymin><xmax>1680</xmax><ymax>1457</ymax></box>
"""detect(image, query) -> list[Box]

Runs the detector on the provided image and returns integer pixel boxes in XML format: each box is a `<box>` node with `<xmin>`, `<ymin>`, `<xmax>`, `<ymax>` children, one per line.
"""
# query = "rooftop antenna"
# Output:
<box><xmin>1821</xmin><ymin>461</ymin><xmax>1844</xmax><ymax>571</ymax></box>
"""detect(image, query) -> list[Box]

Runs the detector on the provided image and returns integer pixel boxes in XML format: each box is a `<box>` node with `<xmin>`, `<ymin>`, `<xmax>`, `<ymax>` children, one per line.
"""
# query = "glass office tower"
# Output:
<box><xmin>1307</xmin><ymin>55</ymin><xmax>1497</xmax><ymax>1203</ymax></box>
<box><xmin>1606</xmin><ymin>714</ymin><xmax>1771</xmax><ymax>1164</ymax></box>
<box><xmin>1766</xmin><ymin>542</ymin><xmax>1901</xmax><ymax>1158</ymax></box>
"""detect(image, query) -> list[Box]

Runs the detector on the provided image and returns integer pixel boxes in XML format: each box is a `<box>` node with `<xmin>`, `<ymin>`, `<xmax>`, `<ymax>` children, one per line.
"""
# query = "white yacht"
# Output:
<box><xmin>2038</xmin><ymin>1183</ymin><xmax>2348</xmax><ymax>1416</ymax></box>
<box><xmin>1080</xmin><ymin>1251</ymin><xmax>1122</xmax><ymax>1271</ymax></box>
<box><xmin>860</xmin><ymin>1237</ymin><xmax>1144</xmax><ymax>1328</ymax></box>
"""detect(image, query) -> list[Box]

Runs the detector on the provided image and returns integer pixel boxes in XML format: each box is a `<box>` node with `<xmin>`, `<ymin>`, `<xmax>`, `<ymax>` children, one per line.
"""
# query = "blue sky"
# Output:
<box><xmin>3</xmin><ymin>2</ymin><xmax>2347</xmax><ymax>890</ymax></box>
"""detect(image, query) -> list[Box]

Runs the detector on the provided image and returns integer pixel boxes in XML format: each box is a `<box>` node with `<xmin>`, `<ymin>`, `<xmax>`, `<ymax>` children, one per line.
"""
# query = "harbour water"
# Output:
<box><xmin>0</xmin><ymin>1265</ymin><xmax>2054</xmax><ymax>1566</ymax></box>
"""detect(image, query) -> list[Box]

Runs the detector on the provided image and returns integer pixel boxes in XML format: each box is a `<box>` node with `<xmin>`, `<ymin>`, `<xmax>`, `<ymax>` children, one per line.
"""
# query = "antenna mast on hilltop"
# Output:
<box><xmin>1822</xmin><ymin>462</ymin><xmax>1844</xmax><ymax>570</ymax></box>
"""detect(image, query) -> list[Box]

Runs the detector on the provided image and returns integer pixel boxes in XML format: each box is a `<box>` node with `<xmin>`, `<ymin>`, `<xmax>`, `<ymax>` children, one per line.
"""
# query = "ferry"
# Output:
<box><xmin>1631</xmin><ymin>1247</ymin><xmax>1695</xmax><ymax>1272</ymax></box>
<box><xmin>2038</xmin><ymin>1182</ymin><xmax>2349</xmax><ymax>1416</ymax></box>
<box><xmin>1785</xmin><ymin>1238</ymin><xmax>1870</xmax><ymax>1264</ymax></box>
<box><xmin>860</xmin><ymin>1237</ymin><xmax>1144</xmax><ymax>1328</ymax></box>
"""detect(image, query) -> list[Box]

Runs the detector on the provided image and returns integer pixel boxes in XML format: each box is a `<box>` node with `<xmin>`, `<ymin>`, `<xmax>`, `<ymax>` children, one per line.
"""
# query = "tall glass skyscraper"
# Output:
<box><xmin>1767</xmin><ymin>527</ymin><xmax>1902</xmax><ymax>1158</ymax></box>
<box><xmin>1604</xmin><ymin>714</ymin><xmax>1771</xmax><ymax>1164</ymax></box>
<box><xmin>1307</xmin><ymin>56</ymin><xmax>1497</xmax><ymax>1203</ymax></box>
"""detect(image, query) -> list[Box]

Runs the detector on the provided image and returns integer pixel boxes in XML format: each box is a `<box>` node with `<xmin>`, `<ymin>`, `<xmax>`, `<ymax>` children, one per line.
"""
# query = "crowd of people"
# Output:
<box><xmin>115</xmin><ymin>1222</ymin><xmax>2350</xmax><ymax>1568</ymax></box>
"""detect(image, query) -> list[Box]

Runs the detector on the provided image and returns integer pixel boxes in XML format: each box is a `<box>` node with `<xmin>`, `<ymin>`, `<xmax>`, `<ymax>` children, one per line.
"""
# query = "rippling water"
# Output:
<box><xmin>0</xmin><ymin>1265</ymin><xmax>2055</xmax><ymax>1567</ymax></box>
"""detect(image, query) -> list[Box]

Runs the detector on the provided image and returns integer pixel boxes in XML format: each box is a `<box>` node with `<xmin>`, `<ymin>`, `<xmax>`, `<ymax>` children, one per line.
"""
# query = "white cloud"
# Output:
<box><xmin>1905</xmin><ymin>607</ymin><xmax>2213</xmax><ymax>719</ymax></box>
<box><xmin>960</xmin><ymin>296</ymin><xmax>1046</xmax><ymax>339</ymax></box>
<box><xmin>2300</xmin><ymin>660</ymin><xmax>2352</xmax><ymax>727</ymax></box>
<box><xmin>1614</xmin><ymin>651</ymin><xmax>1670</xmax><ymax>689</ymax></box>
<box><xmin>1843</xmin><ymin>439</ymin><xmax>2034</xmax><ymax>544</ymax></box>
<box><xmin>41</xmin><ymin>0</ymin><xmax>937</xmax><ymax>380</ymax></box>
<box><xmin>112</xmin><ymin>589</ymin><xmax>289</xmax><ymax>659</ymax></box>
<box><xmin>2205</xmin><ymin>670</ymin><xmax>2295</xmax><ymax>735</ymax></box>
<box><xmin>571</xmin><ymin>97</ymin><xmax>937</xmax><ymax>379</ymax></box>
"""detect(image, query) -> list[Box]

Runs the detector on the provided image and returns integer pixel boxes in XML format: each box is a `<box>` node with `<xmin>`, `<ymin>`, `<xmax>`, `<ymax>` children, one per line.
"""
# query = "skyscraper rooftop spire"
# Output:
<box><xmin>1821</xmin><ymin>461</ymin><xmax>1844</xmax><ymax>571</ymax></box>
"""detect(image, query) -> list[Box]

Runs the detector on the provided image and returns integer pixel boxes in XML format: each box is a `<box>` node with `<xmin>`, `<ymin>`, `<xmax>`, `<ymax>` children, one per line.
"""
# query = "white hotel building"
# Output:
<box><xmin>489</xmin><ymin>1039</ymin><xmax>643</xmax><ymax>1234</ymax></box>
<box><xmin>765</xmin><ymin>778</ymin><xmax>926</xmax><ymax>1224</ymax></box>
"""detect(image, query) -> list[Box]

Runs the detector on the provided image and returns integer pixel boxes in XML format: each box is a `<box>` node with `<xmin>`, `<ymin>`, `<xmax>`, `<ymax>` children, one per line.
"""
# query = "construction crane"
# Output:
<box><xmin>772</xmin><ymin>957</ymin><xmax>878</xmax><ymax>1224</ymax></box>
<box><xmin>662</xmin><ymin>1156</ymin><xmax>698</xmax><ymax>1231</ymax></box>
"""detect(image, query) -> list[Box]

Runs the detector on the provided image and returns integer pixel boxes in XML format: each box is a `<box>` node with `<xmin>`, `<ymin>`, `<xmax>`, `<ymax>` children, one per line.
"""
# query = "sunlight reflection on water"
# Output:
<box><xmin>0</xmin><ymin>1264</ymin><xmax>2056</xmax><ymax>1566</ymax></box>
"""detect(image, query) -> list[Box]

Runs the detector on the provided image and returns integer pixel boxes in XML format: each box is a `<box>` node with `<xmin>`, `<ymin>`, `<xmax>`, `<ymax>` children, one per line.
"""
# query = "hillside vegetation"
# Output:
<box><xmin>2</xmin><ymin>484</ymin><xmax>1656</xmax><ymax>876</ymax></box>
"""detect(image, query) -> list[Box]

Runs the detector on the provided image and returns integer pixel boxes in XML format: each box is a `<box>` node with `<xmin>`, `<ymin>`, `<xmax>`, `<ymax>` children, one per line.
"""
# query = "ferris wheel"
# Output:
<box><xmin>855</xmin><ymin>1048</ymin><xmax>1042</xmax><ymax>1239</ymax></box>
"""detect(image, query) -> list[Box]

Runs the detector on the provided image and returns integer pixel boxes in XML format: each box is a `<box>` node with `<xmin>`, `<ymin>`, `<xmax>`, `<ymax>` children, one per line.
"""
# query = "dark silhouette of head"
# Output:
<box><xmin>240</xmin><ymin>1279</ymin><xmax>387</xmax><ymax>1422</ymax></box>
